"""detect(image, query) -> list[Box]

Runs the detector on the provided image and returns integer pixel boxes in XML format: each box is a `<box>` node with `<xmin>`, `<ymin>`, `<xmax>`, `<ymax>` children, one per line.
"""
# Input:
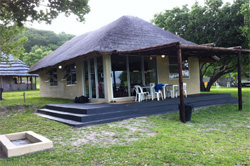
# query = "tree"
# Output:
<box><xmin>0</xmin><ymin>0</ymin><xmax>90</xmax><ymax>26</ymax></box>
<box><xmin>18</xmin><ymin>28</ymin><xmax>75</xmax><ymax>64</ymax></box>
<box><xmin>23</xmin><ymin>45</ymin><xmax>52</xmax><ymax>67</ymax></box>
<box><xmin>239</xmin><ymin>3</ymin><xmax>250</xmax><ymax>48</ymax></box>
<box><xmin>152</xmin><ymin>0</ymin><xmax>250</xmax><ymax>91</ymax></box>
<box><xmin>0</xmin><ymin>12</ymin><xmax>27</xmax><ymax>62</ymax></box>
<box><xmin>0</xmin><ymin>0</ymin><xmax>89</xmax><ymax>61</ymax></box>
<box><xmin>22</xmin><ymin>28</ymin><xmax>75</xmax><ymax>53</ymax></box>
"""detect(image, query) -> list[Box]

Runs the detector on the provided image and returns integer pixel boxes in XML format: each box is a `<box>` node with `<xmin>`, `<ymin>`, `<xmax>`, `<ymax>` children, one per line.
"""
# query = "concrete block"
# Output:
<box><xmin>0</xmin><ymin>131</ymin><xmax>53</xmax><ymax>158</ymax></box>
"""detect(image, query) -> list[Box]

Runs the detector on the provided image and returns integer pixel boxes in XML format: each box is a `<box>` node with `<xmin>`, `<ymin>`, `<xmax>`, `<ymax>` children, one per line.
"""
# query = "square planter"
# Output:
<box><xmin>0</xmin><ymin>131</ymin><xmax>53</xmax><ymax>158</ymax></box>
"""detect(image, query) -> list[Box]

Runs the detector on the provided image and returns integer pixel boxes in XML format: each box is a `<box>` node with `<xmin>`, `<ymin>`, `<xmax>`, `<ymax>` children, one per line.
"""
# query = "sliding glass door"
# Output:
<box><xmin>111</xmin><ymin>55</ymin><xmax>157</xmax><ymax>98</ymax></box>
<box><xmin>83</xmin><ymin>56</ymin><xmax>104</xmax><ymax>99</ymax></box>
<box><xmin>111</xmin><ymin>55</ymin><xmax>129</xmax><ymax>98</ymax></box>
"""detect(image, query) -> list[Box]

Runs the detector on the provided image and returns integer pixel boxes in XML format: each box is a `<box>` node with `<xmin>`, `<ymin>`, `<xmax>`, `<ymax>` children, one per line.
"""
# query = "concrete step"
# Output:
<box><xmin>35</xmin><ymin>113</ymin><xmax>138</xmax><ymax>127</ymax></box>
<box><xmin>38</xmin><ymin>103</ymin><xmax>179</xmax><ymax>123</ymax></box>
<box><xmin>35</xmin><ymin>113</ymin><xmax>86</xmax><ymax>126</ymax></box>
<box><xmin>45</xmin><ymin>105</ymin><xmax>88</xmax><ymax>114</ymax></box>
<box><xmin>37</xmin><ymin>108</ymin><xmax>88</xmax><ymax>122</ymax></box>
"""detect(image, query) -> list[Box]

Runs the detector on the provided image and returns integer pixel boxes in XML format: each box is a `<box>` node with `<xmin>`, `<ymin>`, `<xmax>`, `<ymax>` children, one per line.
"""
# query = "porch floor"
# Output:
<box><xmin>36</xmin><ymin>93</ymin><xmax>238</xmax><ymax>127</ymax></box>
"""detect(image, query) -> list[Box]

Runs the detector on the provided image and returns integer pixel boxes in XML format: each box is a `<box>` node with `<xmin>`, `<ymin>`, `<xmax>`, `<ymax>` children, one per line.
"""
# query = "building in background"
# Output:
<box><xmin>0</xmin><ymin>54</ymin><xmax>38</xmax><ymax>91</ymax></box>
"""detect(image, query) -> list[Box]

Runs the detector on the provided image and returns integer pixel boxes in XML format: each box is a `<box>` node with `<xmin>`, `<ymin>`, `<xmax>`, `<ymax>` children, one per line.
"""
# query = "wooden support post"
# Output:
<box><xmin>31</xmin><ymin>77</ymin><xmax>33</xmax><ymax>89</ymax></box>
<box><xmin>26</xmin><ymin>77</ymin><xmax>28</xmax><ymax>90</ymax></box>
<box><xmin>17</xmin><ymin>77</ymin><xmax>20</xmax><ymax>90</ymax></box>
<box><xmin>238</xmin><ymin>51</ymin><xmax>242</xmax><ymax>110</ymax></box>
<box><xmin>23</xmin><ymin>92</ymin><xmax>26</xmax><ymax>103</ymax></box>
<box><xmin>35</xmin><ymin>77</ymin><xmax>37</xmax><ymax>90</ymax></box>
<box><xmin>177</xmin><ymin>46</ymin><xmax>186</xmax><ymax>123</ymax></box>
<box><xmin>0</xmin><ymin>76</ymin><xmax>3</xmax><ymax>89</ymax></box>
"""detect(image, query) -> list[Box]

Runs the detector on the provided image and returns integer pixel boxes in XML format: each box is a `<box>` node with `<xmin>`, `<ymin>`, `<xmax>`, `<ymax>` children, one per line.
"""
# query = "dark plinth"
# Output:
<box><xmin>36</xmin><ymin>93</ymin><xmax>238</xmax><ymax>127</ymax></box>
<box><xmin>0</xmin><ymin>88</ymin><xmax>3</xmax><ymax>100</ymax></box>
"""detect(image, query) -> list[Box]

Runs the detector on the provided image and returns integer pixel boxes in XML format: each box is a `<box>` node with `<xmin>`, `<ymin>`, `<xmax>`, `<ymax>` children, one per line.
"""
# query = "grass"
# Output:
<box><xmin>0</xmin><ymin>90</ymin><xmax>72</xmax><ymax>107</ymax></box>
<box><xmin>0</xmin><ymin>87</ymin><xmax>249</xmax><ymax>165</ymax></box>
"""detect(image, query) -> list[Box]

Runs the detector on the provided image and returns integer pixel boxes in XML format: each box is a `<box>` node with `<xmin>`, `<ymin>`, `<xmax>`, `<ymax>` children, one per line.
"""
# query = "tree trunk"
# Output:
<box><xmin>204</xmin><ymin>66</ymin><xmax>237</xmax><ymax>91</ymax></box>
<box><xmin>200</xmin><ymin>74</ymin><xmax>206</xmax><ymax>91</ymax></box>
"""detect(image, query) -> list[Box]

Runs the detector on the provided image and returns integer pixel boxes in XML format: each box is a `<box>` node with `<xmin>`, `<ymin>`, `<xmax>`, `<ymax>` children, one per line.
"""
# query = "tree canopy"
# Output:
<box><xmin>152</xmin><ymin>0</ymin><xmax>250</xmax><ymax>91</ymax></box>
<box><xmin>0</xmin><ymin>0</ymin><xmax>90</xmax><ymax>26</ymax></box>
<box><xmin>0</xmin><ymin>19</ymin><xmax>27</xmax><ymax>62</ymax></box>
<box><xmin>21</xmin><ymin>28</ymin><xmax>75</xmax><ymax>67</ymax></box>
<box><xmin>23</xmin><ymin>28</ymin><xmax>75</xmax><ymax>53</ymax></box>
<box><xmin>0</xmin><ymin>0</ymin><xmax>89</xmax><ymax>61</ymax></box>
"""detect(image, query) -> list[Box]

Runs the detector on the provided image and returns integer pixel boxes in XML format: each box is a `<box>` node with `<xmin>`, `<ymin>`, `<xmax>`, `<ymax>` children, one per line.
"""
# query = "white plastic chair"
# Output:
<box><xmin>134</xmin><ymin>85</ymin><xmax>149</xmax><ymax>102</ymax></box>
<box><xmin>163</xmin><ymin>84</ymin><xmax>172</xmax><ymax>99</ymax></box>
<box><xmin>216</xmin><ymin>82</ymin><xmax>220</xmax><ymax>88</ymax></box>
<box><xmin>174</xmin><ymin>83</ymin><xmax>187</xmax><ymax>98</ymax></box>
<box><xmin>150</xmin><ymin>84</ymin><xmax>163</xmax><ymax>101</ymax></box>
<box><xmin>149</xmin><ymin>83</ymin><xmax>155</xmax><ymax>100</ymax></box>
<box><xmin>172</xmin><ymin>85</ymin><xmax>178</xmax><ymax>98</ymax></box>
<box><xmin>183</xmin><ymin>83</ymin><xmax>187</xmax><ymax>98</ymax></box>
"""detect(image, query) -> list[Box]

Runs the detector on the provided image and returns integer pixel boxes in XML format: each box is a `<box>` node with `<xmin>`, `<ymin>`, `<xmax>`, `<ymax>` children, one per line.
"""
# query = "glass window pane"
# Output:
<box><xmin>65</xmin><ymin>63</ymin><xmax>77</xmax><ymax>85</ymax></box>
<box><xmin>129</xmin><ymin>56</ymin><xmax>142</xmax><ymax>96</ymax></box>
<box><xmin>84</xmin><ymin>61</ymin><xmax>89</xmax><ymax>97</ymax></box>
<box><xmin>144</xmin><ymin>56</ymin><xmax>157</xmax><ymax>85</ymax></box>
<box><xmin>111</xmin><ymin>55</ymin><xmax>128</xmax><ymax>98</ymax></box>
<box><xmin>49</xmin><ymin>68</ymin><xmax>57</xmax><ymax>86</ymax></box>
<box><xmin>97</xmin><ymin>57</ymin><xmax>104</xmax><ymax>98</ymax></box>
<box><xmin>91</xmin><ymin>59</ymin><xmax>96</xmax><ymax>98</ymax></box>
<box><xmin>169</xmin><ymin>56</ymin><xmax>190</xmax><ymax>79</ymax></box>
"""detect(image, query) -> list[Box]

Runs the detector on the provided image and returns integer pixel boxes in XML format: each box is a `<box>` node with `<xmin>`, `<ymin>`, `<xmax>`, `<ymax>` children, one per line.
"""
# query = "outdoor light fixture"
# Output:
<box><xmin>149</xmin><ymin>57</ymin><xmax>153</xmax><ymax>60</ymax></box>
<box><xmin>58</xmin><ymin>65</ymin><xmax>62</xmax><ymax>69</ymax></box>
<box><xmin>161</xmin><ymin>55</ymin><xmax>165</xmax><ymax>58</ymax></box>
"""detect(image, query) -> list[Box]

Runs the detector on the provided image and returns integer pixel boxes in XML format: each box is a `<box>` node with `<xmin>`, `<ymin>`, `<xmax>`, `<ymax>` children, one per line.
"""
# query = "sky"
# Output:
<box><xmin>27</xmin><ymin>0</ymin><xmax>234</xmax><ymax>36</ymax></box>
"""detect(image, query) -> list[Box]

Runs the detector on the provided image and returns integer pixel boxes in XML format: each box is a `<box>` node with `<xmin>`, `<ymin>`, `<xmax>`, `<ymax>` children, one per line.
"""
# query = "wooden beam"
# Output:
<box><xmin>238</xmin><ymin>51</ymin><xmax>242</xmax><ymax>111</ymax></box>
<box><xmin>229</xmin><ymin>46</ymin><xmax>242</xmax><ymax>49</ymax></box>
<box><xmin>180</xmin><ymin>45</ymin><xmax>250</xmax><ymax>54</ymax></box>
<box><xmin>177</xmin><ymin>46</ymin><xmax>186</xmax><ymax>123</ymax></box>
<box><xmin>200</xmin><ymin>43</ymin><xmax>215</xmax><ymax>47</ymax></box>
<box><xmin>211</xmin><ymin>56</ymin><xmax>220</xmax><ymax>61</ymax></box>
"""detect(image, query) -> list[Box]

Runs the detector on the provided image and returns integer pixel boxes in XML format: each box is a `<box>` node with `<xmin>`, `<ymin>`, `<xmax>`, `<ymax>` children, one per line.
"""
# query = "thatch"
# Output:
<box><xmin>29</xmin><ymin>15</ymin><xmax>196</xmax><ymax>73</ymax></box>
<box><xmin>0</xmin><ymin>54</ymin><xmax>38</xmax><ymax>76</ymax></box>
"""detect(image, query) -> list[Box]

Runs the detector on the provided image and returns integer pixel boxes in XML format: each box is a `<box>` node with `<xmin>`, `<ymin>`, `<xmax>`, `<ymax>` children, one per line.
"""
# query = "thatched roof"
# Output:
<box><xmin>29</xmin><ymin>15</ymin><xmax>196</xmax><ymax>73</ymax></box>
<box><xmin>0</xmin><ymin>54</ymin><xmax>38</xmax><ymax>76</ymax></box>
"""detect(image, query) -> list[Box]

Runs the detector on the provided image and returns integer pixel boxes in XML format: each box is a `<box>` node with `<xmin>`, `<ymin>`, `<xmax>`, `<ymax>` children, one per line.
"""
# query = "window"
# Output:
<box><xmin>144</xmin><ymin>56</ymin><xmax>157</xmax><ymax>85</ymax></box>
<box><xmin>97</xmin><ymin>57</ymin><xmax>104</xmax><ymax>98</ymax></box>
<box><xmin>63</xmin><ymin>63</ymin><xmax>77</xmax><ymax>85</ymax></box>
<box><xmin>111</xmin><ymin>55</ymin><xmax>129</xmax><ymax>98</ymax></box>
<box><xmin>84</xmin><ymin>61</ymin><xmax>89</xmax><ymax>97</ymax></box>
<box><xmin>49</xmin><ymin>68</ymin><xmax>58</xmax><ymax>86</ymax></box>
<box><xmin>111</xmin><ymin>55</ymin><xmax>158</xmax><ymax>98</ymax></box>
<box><xmin>83</xmin><ymin>57</ymin><xmax>105</xmax><ymax>99</ymax></box>
<box><xmin>169</xmin><ymin>56</ymin><xmax>189</xmax><ymax>79</ymax></box>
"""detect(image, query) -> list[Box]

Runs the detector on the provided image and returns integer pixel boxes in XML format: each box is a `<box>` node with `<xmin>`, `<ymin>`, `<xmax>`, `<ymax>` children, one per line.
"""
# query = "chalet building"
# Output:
<box><xmin>29</xmin><ymin>16</ymin><xmax>248</xmax><ymax>103</ymax></box>
<box><xmin>0</xmin><ymin>54</ymin><xmax>38</xmax><ymax>91</ymax></box>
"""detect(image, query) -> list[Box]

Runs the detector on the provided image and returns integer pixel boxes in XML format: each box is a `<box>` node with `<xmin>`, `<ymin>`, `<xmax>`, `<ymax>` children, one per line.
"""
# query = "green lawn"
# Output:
<box><xmin>0</xmin><ymin>88</ymin><xmax>249</xmax><ymax>165</ymax></box>
<box><xmin>0</xmin><ymin>90</ymin><xmax>72</xmax><ymax>107</ymax></box>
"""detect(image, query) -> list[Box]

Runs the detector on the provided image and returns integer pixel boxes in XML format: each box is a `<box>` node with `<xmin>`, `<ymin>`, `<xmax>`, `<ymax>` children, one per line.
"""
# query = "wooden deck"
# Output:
<box><xmin>36</xmin><ymin>93</ymin><xmax>238</xmax><ymax>127</ymax></box>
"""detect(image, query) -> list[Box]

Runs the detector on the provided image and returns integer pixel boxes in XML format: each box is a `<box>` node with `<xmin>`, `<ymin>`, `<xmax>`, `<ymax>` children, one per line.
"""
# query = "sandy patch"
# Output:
<box><xmin>54</xmin><ymin>117</ymin><xmax>157</xmax><ymax>147</ymax></box>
